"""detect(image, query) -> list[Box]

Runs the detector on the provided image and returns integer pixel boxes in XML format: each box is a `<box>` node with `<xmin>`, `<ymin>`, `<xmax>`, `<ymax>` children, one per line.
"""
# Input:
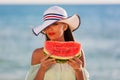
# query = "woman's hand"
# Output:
<box><xmin>40</xmin><ymin>55</ymin><xmax>56</xmax><ymax>71</ymax></box>
<box><xmin>67</xmin><ymin>57</ymin><xmax>83</xmax><ymax>71</ymax></box>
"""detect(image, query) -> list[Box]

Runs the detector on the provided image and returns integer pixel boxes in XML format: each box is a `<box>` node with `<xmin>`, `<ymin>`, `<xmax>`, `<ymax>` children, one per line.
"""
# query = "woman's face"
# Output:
<box><xmin>43</xmin><ymin>22</ymin><xmax>68</xmax><ymax>41</ymax></box>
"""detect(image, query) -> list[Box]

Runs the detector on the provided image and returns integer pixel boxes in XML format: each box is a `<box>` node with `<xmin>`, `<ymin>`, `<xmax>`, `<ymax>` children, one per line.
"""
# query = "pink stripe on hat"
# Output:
<box><xmin>43</xmin><ymin>16</ymin><xmax>63</xmax><ymax>21</ymax></box>
<box><xmin>43</xmin><ymin>13</ymin><xmax>65</xmax><ymax>21</ymax></box>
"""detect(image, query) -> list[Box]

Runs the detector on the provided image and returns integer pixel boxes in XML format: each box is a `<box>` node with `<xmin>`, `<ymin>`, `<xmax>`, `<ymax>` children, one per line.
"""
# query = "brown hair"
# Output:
<box><xmin>45</xmin><ymin>26</ymin><xmax>74</xmax><ymax>41</ymax></box>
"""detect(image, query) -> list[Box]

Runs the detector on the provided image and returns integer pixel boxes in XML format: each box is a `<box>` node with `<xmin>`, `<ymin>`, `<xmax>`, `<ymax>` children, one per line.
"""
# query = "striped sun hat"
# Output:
<box><xmin>32</xmin><ymin>6</ymin><xmax>81</xmax><ymax>36</ymax></box>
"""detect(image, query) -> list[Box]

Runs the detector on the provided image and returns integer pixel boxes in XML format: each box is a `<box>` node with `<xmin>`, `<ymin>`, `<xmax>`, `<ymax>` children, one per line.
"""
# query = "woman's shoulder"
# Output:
<box><xmin>31</xmin><ymin>47</ymin><xmax>45</xmax><ymax>65</ymax></box>
<box><xmin>33</xmin><ymin>47</ymin><xmax>43</xmax><ymax>54</ymax></box>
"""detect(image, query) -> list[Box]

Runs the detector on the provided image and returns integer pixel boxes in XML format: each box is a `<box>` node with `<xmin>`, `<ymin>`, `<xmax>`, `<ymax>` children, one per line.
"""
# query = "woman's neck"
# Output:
<box><xmin>51</xmin><ymin>36</ymin><xmax>65</xmax><ymax>42</ymax></box>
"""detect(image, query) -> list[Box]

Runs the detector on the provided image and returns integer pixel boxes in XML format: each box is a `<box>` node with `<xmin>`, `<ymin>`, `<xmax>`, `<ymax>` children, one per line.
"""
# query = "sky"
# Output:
<box><xmin>0</xmin><ymin>0</ymin><xmax>120</xmax><ymax>4</ymax></box>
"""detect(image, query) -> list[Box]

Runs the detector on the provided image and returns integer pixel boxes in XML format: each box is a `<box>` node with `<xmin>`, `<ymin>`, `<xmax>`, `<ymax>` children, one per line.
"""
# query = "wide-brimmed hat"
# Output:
<box><xmin>32</xmin><ymin>6</ymin><xmax>81</xmax><ymax>36</ymax></box>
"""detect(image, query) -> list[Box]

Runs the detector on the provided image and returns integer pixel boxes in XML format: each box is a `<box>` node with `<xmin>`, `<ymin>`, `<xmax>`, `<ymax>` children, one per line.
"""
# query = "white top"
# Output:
<box><xmin>25</xmin><ymin>63</ymin><xmax>89</xmax><ymax>80</ymax></box>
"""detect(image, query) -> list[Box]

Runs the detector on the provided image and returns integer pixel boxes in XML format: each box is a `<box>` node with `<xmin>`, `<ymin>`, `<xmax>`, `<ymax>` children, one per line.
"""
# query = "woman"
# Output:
<box><xmin>25</xmin><ymin>6</ymin><xmax>89</xmax><ymax>80</ymax></box>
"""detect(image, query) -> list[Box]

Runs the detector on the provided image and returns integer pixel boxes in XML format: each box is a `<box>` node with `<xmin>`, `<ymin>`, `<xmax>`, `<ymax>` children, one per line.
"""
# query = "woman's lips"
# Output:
<box><xmin>48</xmin><ymin>32</ymin><xmax>55</xmax><ymax>36</ymax></box>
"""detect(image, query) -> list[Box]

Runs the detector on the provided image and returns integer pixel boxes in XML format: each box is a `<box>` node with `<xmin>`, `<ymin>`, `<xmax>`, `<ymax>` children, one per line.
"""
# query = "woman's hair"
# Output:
<box><xmin>45</xmin><ymin>26</ymin><xmax>75</xmax><ymax>41</ymax></box>
<box><xmin>64</xmin><ymin>27</ymin><xmax>75</xmax><ymax>41</ymax></box>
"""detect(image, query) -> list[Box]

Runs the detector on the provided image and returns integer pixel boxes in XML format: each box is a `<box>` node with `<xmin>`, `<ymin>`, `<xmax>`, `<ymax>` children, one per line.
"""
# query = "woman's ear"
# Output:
<box><xmin>63</xmin><ymin>24</ymin><xmax>68</xmax><ymax>31</ymax></box>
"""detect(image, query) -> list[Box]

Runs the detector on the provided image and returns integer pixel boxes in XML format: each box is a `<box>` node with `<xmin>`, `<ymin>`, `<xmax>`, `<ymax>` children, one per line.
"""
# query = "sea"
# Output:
<box><xmin>0</xmin><ymin>4</ymin><xmax>120</xmax><ymax>80</ymax></box>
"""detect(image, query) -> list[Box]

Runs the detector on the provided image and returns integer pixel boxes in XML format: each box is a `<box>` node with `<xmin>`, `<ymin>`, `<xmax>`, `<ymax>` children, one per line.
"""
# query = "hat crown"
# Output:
<box><xmin>43</xmin><ymin>6</ymin><xmax>68</xmax><ymax>18</ymax></box>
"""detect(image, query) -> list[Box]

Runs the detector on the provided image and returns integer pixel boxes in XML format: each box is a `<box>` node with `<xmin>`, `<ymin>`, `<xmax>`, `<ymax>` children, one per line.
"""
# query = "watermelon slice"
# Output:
<box><xmin>43</xmin><ymin>41</ymin><xmax>81</xmax><ymax>62</ymax></box>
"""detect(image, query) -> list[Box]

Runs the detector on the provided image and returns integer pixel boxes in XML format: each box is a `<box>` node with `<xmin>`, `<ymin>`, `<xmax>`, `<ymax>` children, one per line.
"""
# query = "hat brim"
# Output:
<box><xmin>58</xmin><ymin>14</ymin><xmax>80</xmax><ymax>32</ymax></box>
<box><xmin>32</xmin><ymin>14</ymin><xmax>80</xmax><ymax>36</ymax></box>
<box><xmin>32</xmin><ymin>20</ymin><xmax>58</xmax><ymax>36</ymax></box>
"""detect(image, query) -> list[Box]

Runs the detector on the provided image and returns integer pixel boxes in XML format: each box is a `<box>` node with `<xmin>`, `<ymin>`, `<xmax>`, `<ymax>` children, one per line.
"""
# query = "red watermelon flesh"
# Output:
<box><xmin>44</xmin><ymin>41</ymin><xmax>81</xmax><ymax>60</ymax></box>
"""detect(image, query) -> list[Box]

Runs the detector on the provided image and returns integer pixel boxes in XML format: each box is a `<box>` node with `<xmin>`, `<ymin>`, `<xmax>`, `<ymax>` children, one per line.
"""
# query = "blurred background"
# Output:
<box><xmin>0</xmin><ymin>3</ymin><xmax>120</xmax><ymax>80</ymax></box>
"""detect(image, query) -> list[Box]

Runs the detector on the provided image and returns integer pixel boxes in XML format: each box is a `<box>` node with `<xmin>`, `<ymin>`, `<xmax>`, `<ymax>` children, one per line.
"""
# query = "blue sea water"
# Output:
<box><xmin>0</xmin><ymin>4</ymin><xmax>120</xmax><ymax>80</ymax></box>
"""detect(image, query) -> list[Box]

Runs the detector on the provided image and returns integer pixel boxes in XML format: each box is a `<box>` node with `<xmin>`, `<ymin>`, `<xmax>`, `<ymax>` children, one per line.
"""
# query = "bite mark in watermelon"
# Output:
<box><xmin>44</xmin><ymin>41</ymin><xmax>82</xmax><ymax>62</ymax></box>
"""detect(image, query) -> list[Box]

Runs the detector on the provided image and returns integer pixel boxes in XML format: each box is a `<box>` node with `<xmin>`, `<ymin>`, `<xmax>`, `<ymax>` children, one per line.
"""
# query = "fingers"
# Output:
<box><xmin>68</xmin><ymin>59</ymin><xmax>77</xmax><ymax>64</ymax></box>
<box><xmin>40</xmin><ymin>54</ymin><xmax>51</xmax><ymax>62</ymax></box>
<box><xmin>41</xmin><ymin>55</ymin><xmax>56</xmax><ymax>65</ymax></box>
<box><xmin>40</xmin><ymin>55</ymin><xmax>56</xmax><ymax>71</ymax></box>
<box><xmin>45</xmin><ymin>58</ymin><xmax>56</xmax><ymax>64</ymax></box>
<box><xmin>45</xmin><ymin>59</ymin><xmax>56</xmax><ymax>66</ymax></box>
<box><xmin>68</xmin><ymin>57</ymin><xmax>82</xmax><ymax>65</ymax></box>
<box><xmin>67</xmin><ymin>58</ymin><xmax>83</xmax><ymax>70</ymax></box>
<box><xmin>67</xmin><ymin>59</ymin><xmax>77</xmax><ymax>67</ymax></box>
<box><xmin>73</xmin><ymin>57</ymin><xmax>82</xmax><ymax>65</ymax></box>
